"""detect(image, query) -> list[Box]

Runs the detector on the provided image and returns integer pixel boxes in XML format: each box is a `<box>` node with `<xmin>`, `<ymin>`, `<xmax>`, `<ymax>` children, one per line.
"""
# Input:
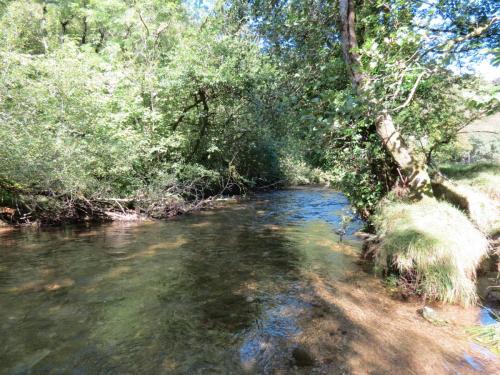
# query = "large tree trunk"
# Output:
<box><xmin>339</xmin><ymin>0</ymin><xmax>433</xmax><ymax>197</ymax></box>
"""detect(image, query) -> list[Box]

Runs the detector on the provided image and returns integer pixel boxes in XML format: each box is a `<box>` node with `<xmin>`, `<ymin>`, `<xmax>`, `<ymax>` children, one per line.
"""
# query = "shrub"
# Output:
<box><xmin>279</xmin><ymin>156</ymin><xmax>335</xmax><ymax>186</ymax></box>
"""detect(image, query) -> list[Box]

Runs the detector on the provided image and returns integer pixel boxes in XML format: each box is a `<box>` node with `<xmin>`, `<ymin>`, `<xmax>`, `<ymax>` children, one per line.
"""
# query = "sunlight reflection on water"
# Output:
<box><xmin>0</xmin><ymin>188</ymin><xmax>362</xmax><ymax>374</ymax></box>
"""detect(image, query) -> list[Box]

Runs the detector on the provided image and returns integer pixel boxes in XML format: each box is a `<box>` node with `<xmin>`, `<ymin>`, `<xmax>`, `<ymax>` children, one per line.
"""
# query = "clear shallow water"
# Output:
<box><xmin>479</xmin><ymin>307</ymin><xmax>498</xmax><ymax>326</ymax></box>
<box><xmin>0</xmin><ymin>188</ymin><xmax>363</xmax><ymax>374</ymax></box>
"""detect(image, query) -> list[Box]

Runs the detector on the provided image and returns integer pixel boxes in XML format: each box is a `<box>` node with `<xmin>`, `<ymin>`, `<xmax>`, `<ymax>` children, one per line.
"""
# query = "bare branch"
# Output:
<box><xmin>393</xmin><ymin>71</ymin><xmax>426</xmax><ymax>112</ymax></box>
<box><xmin>458</xmin><ymin>130</ymin><xmax>499</xmax><ymax>135</ymax></box>
<box><xmin>137</xmin><ymin>9</ymin><xmax>150</xmax><ymax>37</ymax></box>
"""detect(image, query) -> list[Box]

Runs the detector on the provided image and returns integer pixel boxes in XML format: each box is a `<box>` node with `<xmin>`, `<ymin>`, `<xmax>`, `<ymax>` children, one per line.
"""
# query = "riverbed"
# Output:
<box><xmin>0</xmin><ymin>188</ymin><xmax>497</xmax><ymax>374</ymax></box>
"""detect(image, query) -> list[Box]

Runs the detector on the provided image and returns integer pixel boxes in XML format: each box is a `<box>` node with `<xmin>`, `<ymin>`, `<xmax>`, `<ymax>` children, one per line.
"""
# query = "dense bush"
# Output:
<box><xmin>0</xmin><ymin>0</ymin><xmax>293</xmax><ymax>222</ymax></box>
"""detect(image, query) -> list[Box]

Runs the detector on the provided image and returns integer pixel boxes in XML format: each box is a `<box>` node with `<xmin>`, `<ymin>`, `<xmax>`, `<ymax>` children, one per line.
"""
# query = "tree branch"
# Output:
<box><xmin>171</xmin><ymin>96</ymin><xmax>201</xmax><ymax>131</ymax></box>
<box><xmin>458</xmin><ymin>130</ymin><xmax>499</xmax><ymax>135</ymax></box>
<box><xmin>393</xmin><ymin>71</ymin><xmax>425</xmax><ymax>112</ymax></box>
<box><xmin>189</xmin><ymin>89</ymin><xmax>210</xmax><ymax>160</ymax></box>
<box><xmin>420</xmin><ymin>16</ymin><xmax>499</xmax><ymax>59</ymax></box>
<box><xmin>137</xmin><ymin>9</ymin><xmax>150</xmax><ymax>37</ymax></box>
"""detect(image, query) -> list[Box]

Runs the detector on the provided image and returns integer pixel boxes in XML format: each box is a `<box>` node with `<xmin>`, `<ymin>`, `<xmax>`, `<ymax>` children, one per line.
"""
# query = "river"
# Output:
<box><xmin>0</xmin><ymin>188</ymin><xmax>497</xmax><ymax>374</ymax></box>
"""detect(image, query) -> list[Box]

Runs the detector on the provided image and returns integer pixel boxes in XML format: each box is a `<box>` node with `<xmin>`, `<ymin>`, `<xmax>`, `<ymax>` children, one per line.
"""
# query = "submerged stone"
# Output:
<box><xmin>292</xmin><ymin>346</ymin><xmax>315</xmax><ymax>367</ymax></box>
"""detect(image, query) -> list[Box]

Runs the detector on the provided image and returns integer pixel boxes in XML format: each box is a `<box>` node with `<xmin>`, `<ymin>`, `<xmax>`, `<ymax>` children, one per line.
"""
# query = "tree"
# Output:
<box><xmin>1</xmin><ymin>0</ymin><xmax>498</xmax><ymax>223</ymax></box>
<box><xmin>338</xmin><ymin>0</ymin><xmax>498</xmax><ymax>198</ymax></box>
<box><xmin>339</xmin><ymin>0</ymin><xmax>432</xmax><ymax>197</ymax></box>
<box><xmin>0</xmin><ymin>0</ymin><xmax>291</xmax><ymax>223</ymax></box>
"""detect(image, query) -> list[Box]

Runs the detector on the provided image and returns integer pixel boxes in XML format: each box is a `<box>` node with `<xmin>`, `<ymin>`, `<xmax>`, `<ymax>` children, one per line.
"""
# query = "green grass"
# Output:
<box><xmin>438</xmin><ymin>162</ymin><xmax>500</xmax><ymax>236</ymax></box>
<box><xmin>374</xmin><ymin>198</ymin><xmax>489</xmax><ymax>306</ymax></box>
<box><xmin>440</xmin><ymin>162</ymin><xmax>500</xmax><ymax>200</ymax></box>
<box><xmin>467</xmin><ymin>323</ymin><xmax>500</xmax><ymax>354</ymax></box>
<box><xmin>440</xmin><ymin>162</ymin><xmax>499</xmax><ymax>179</ymax></box>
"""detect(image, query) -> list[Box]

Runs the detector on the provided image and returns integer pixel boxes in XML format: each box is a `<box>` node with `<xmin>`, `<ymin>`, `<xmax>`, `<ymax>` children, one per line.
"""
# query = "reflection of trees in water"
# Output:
<box><xmin>2</xmin><ymin>191</ymin><xmax>340</xmax><ymax>374</ymax></box>
<box><xmin>154</xmin><ymin>207</ymin><xmax>304</xmax><ymax>373</ymax></box>
<box><xmin>0</xmin><ymin>225</ymin><xmax>150</xmax><ymax>374</ymax></box>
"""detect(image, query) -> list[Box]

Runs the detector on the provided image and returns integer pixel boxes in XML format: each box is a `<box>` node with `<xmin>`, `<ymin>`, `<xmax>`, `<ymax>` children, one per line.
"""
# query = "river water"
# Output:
<box><xmin>0</xmin><ymin>189</ymin><xmax>362</xmax><ymax>374</ymax></box>
<box><xmin>0</xmin><ymin>188</ymin><xmax>497</xmax><ymax>374</ymax></box>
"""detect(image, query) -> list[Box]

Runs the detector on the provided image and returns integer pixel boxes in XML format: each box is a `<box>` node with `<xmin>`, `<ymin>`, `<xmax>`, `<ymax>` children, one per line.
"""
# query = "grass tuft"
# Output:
<box><xmin>374</xmin><ymin>197</ymin><xmax>489</xmax><ymax>306</ymax></box>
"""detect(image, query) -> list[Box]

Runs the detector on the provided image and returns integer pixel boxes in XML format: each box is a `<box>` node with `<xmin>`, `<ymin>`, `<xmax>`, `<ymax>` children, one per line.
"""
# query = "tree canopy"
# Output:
<box><xmin>0</xmin><ymin>0</ymin><xmax>498</xmax><ymax>222</ymax></box>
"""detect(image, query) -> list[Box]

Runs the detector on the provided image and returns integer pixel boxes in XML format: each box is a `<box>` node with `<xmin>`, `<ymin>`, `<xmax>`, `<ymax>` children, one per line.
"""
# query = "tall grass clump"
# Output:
<box><xmin>374</xmin><ymin>198</ymin><xmax>489</xmax><ymax>305</ymax></box>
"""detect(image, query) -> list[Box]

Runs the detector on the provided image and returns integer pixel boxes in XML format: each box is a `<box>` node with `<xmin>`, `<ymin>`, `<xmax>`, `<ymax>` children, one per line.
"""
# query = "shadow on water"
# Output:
<box><xmin>1</xmin><ymin>188</ymin><xmax>343</xmax><ymax>374</ymax></box>
<box><xmin>0</xmin><ymin>187</ymin><xmax>497</xmax><ymax>374</ymax></box>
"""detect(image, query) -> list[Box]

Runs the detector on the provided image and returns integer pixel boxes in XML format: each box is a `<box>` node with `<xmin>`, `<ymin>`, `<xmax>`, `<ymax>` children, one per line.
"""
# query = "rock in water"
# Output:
<box><xmin>292</xmin><ymin>346</ymin><xmax>315</xmax><ymax>367</ymax></box>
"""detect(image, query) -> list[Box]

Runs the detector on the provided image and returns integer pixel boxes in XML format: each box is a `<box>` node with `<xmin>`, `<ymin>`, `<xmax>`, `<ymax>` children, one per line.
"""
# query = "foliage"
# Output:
<box><xmin>0</xmin><ymin>0</ymin><xmax>291</xmax><ymax>222</ymax></box>
<box><xmin>373</xmin><ymin>197</ymin><xmax>489</xmax><ymax>305</ymax></box>
<box><xmin>0</xmin><ymin>0</ymin><xmax>498</xmax><ymax>223</ymax></box>
<box><xmin>231</xmin><ymin>0</ymin><xmax>499</xmax><ymax>214</ymax></box>
<box><xmin>279</xmin><ymin>156</ymin><xmax>334</xmax><ymax>186</ymax></box>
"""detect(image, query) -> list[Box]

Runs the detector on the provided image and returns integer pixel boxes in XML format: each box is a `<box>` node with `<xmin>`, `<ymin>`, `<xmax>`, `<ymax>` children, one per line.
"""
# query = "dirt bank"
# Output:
<box><xmin>292</xmin><ymin>270</ymin><xmax>498</xmax><ymax>374</ymax></box>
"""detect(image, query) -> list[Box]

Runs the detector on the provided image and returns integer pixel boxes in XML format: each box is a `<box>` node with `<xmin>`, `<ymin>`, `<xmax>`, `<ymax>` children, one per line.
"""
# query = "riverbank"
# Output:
<box><xmin>0</xmin><ymin>182</ymin><xmax>333</xmax><ymax>227</ymax></box>
<box><xmin>0</xmin><ymin>192</ymin><xmax>244</xmax><ymax>227</ymax></box>
<box><xmin>295</xmin><ymin>270</ymin><xmax>499</xmax><ymax>374</ymax></box>
<box><xmin>361</xmin><ymin>158</ymin><xmax>499</xmax><ymax>305</ymax></box>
